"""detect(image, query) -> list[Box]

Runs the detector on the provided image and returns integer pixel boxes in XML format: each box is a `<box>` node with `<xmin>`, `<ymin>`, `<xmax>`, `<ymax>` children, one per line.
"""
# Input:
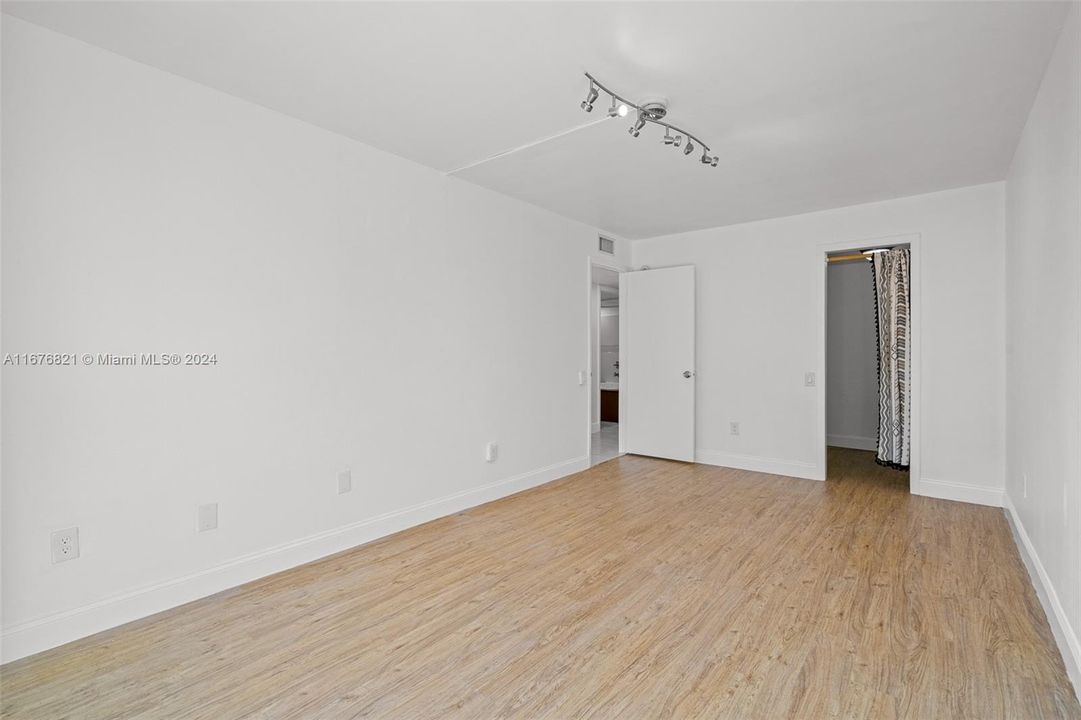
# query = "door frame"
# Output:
<box><xmin>587</xmin><ymin>256</ymin><xmax>627</xmax><ymax>463</ymax></box>
<box><xmin>818</xmin><ymin>232</ymin><xmax>921</xmax><ymax>491</ymax></box>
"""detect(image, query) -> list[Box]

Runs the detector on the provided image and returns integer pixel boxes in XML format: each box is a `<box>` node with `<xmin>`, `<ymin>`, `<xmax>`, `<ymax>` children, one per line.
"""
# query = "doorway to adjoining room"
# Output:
<box><xmin>591</xmin><ymin>265</ymin><xmax>621</xmax><ymax>466</ymax></box>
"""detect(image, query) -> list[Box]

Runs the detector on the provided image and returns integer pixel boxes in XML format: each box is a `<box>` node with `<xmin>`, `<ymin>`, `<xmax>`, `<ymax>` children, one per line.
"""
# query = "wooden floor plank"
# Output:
<box><xmin>2</xmin><ymin>448</ymin><xmax>1077</xmax><ymax>719</ymax></box>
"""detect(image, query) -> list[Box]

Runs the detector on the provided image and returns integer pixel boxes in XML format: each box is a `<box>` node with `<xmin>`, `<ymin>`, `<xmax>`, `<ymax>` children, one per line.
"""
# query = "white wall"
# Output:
<box><xmin>826</xmin><ymin>261</ymin><xmax>878</xmax><ymax>450</ymax></box>
<box><xmin>0</xmin><ymin>18</ymin><xmax>628</xmax><ymax>661</ymax></box>
<box><xmin>1004</xmin><ymin>4</ymin><xmax>1081</xmax><ymax>692</ymax></box>
<box><xmin>599</xmin><ymin>310</ymin><xmax>619</xmax><ymax>383</ymax></box>
<box><xmin>632</xmin><ymin>182</ymin><xmax>1005</xmax><ymax>502</ymax></box>
<box><xmin>600</xmin><ymin>311</ymin><xmax>620</xmax><ymax>347</ymax></box>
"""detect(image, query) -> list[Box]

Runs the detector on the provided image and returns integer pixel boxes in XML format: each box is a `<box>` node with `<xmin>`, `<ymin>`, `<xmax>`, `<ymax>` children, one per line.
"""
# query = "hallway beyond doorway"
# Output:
<box><xmin>590</xmin><ymin>422</ymin><xmax>620</xmax><ymax>465</ymax></box>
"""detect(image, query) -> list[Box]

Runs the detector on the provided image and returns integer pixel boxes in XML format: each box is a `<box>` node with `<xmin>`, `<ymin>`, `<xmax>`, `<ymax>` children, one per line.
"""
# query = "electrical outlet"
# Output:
<box><xmin>485</xmin><ymin>442</ymin><xmax>498</xmax><ymax>463</ymax></box>
<box><xmin>51</xmin><ymin>527</ymin><xmax>80</xmax><ymax>564</ymax></box>
<box><xmin>804</xmin><ymin>372</ymin><xmax>816</xmax><ymax>387</ymax></box>
<box><xmin>730</xmin><ymin>422</ymin><xmax>740</xmax><ymax>436</ymax></box>
<box><xmin>198</xmin><ymin>503</ymin><xmax>218</xmax><ymax>532</ymax></box>
<box><xmin>337</xmin><ymin>468</ymin><xmax>352</xmax><ymax>495</ymax></box>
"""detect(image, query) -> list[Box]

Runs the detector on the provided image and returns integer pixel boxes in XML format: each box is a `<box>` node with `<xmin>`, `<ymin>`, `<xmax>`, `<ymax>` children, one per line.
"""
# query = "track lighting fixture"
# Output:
<box><xmin>580</xmin><ymin>72</ymin><xmax>718</xmax><ymax>169</ymax></box>
<box><xmin>580</xmin><ymin>81</ymin><xmax>599</xmax><ymax>112</ymax></box>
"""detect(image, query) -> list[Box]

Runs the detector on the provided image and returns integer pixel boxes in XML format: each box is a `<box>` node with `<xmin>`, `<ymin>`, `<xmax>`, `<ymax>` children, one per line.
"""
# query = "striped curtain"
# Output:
<box><xmin>872</xmin><ymin>248</ymin><xmax>911</xmax><ymax>469</ymax></box>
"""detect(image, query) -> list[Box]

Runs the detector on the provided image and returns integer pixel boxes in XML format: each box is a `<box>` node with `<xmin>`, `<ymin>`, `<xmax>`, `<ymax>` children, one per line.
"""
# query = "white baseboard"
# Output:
<box><xmin>696</xmin><ymin>449</ymin><xmax>822</xmax><ymax>481</ymax></box>
<box><xmin>0</xmin><ymin>455</ymin><xmax>589</xmax><ymax>664</ymax></box>
<box><xmin>827</xmin><ymin>434</ymin><xmax>877</xmax><ymax>451</ymax></box>
<box><xmin>914</xmin><ymin>477</ymin><xmax>1004</xmax><ymax>507</ymax></box>
<box><xmin>1003</xmin><ymin>492</ymin><xmax>1081</xmax><ymax>700</ymax></box>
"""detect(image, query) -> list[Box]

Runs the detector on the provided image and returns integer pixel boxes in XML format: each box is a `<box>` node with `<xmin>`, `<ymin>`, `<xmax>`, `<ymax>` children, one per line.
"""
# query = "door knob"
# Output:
<box><xmin>683</xmin><ymin>370</ymin><xmax>694</xmax><ymax>378</ymax></box>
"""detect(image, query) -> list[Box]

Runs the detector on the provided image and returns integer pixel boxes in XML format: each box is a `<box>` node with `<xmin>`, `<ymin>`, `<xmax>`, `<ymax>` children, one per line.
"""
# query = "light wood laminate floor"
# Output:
<box><xmin>3</xmin><ymin>448</ymin><xmax>1078</xmax><ymax>719</ymax></box>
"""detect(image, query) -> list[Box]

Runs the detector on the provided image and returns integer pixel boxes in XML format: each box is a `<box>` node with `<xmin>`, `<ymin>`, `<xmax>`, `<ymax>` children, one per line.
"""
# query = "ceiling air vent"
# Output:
<box><xmin>598</xmin><ymin>236</ymin><xmax>615</xmax><ymax>255</ymax></box>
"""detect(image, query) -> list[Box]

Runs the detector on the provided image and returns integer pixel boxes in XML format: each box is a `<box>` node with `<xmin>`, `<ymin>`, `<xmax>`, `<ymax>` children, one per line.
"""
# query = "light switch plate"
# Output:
<box><xmin>198</xmin><ymin>503</ymin><xmax>218</xmax><ymax>532</ymax></box>
<box><xmin>338</xmin><ymin>468</ymin><xmax>352</xmax><ymax>494</ymax></box>
<box><xmin>804</xmin><ymin>372</ymin><xmax>816</xmax><ymax>387</ymax></box>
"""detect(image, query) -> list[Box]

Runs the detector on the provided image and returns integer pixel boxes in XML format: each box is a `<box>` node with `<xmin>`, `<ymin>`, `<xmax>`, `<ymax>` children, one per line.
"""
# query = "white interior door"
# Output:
<box><xmin>620</xmin><ymin>266</ymin><xmax>695</xmax><ymax>462</ymax></box>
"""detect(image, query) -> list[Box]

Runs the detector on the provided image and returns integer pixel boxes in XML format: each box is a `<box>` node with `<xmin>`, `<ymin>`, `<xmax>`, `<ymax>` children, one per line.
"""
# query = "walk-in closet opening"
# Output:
<box><xmin>826</xmin><ymin>245</ymin><xmax>913</xmax><ymax>485</ymax></box>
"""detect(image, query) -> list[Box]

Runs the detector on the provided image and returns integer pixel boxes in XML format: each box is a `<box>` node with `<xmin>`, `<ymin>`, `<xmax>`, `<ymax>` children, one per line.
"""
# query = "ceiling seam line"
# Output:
<box><xmin>444</xmin><ymin>117</ymin><xmax>611</xmax><ymax>176</ymax></box>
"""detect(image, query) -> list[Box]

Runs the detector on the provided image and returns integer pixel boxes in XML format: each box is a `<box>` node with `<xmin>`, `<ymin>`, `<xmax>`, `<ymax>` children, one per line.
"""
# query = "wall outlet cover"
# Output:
<box><xmin>485</xmin><ymin>442</ymin><xmax>498</xmax><ymax>463</ymax></box>
<box><xmin>338</xmin><ymin>469</ymin><xmax>352</xmax><ymax>494</ymax></box>
<box><xmin>730</xmin><ymin>422</ymin><xmax>740</xmax><ymax>436</ymax></box>
<box><xmin>51</xmin><ymin>527</ymin><xmax>80</xmax><ymax>564</ymax></box>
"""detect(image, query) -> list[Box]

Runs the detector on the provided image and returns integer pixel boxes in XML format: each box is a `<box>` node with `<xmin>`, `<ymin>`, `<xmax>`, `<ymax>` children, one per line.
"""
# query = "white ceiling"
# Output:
<box><xmin>5</xmin><ymin>1</ymin><xmax>1069</xmax><ymax>239</ymax></box>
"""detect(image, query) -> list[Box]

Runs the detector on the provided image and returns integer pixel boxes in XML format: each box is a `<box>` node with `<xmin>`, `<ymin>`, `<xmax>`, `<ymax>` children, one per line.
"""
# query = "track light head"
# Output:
<box><xmin>628</xmin><ymin>111</ymin><xmax>645</xmax><ymax>137</ymax></box>
<box><xmin>673</xmin><ymin>135</ymin><xmax>682</xmax><ymax>148</ymax></box>
<box><xmin>607</xmin><ymin>97</ymin><xmax>629</xmax><ymax>117</ymax></box>
<box><xmin>683</xmin><ymin>140</ymin><xmax>694</xmax><ymax>156</ymax></box>
<box><xmin>700</xmin><ymin>150</ymin><xmax>712</xmax><ymax>164</ymax></box>
<box><xmin>711</xmin><ymin>156</ymin><xmax>719</xmax><ymax>167</ymax></box>
<box><xmin>581</xmin><ymin>82</ymin><xmax>598</xmax><ymax>112</ymax></box>
<box><xmin>663</xmin><ymin>129</ymin><xmax>675</xmax><ymax>145</ymax></box>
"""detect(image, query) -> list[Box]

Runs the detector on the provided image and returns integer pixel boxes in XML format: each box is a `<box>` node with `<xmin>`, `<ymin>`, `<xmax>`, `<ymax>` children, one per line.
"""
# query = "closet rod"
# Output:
<box><xmin>825</xmin><ymin>253</ymin><xmax>872</xmax><ymax>263</ymax></box>
<box><xmin>825</xmin><ymin>247</ymin><xmax>894</xmax><ymax>264</ymax></box>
